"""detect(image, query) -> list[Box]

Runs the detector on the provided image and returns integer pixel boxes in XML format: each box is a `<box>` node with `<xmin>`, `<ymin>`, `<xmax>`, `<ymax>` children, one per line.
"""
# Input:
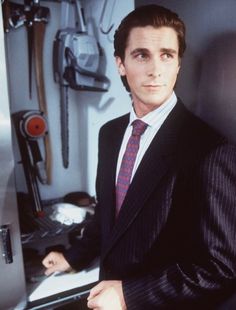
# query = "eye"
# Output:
<box><xmin>161</xmin><ymin>53</ymin><xmax>175</xmax><ymax>61</ymax></box>
<box><xmin>134</xmin><ymin>52</ymin><xmax>149</xmax><ymax>62</ymax></box>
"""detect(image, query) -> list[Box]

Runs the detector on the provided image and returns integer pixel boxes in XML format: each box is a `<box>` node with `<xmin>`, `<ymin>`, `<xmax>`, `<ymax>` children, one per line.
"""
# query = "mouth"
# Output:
<box><xmin>143</xmin><ymin>84</ymin><xmax>166</xmax><ymax>90</ymax></box>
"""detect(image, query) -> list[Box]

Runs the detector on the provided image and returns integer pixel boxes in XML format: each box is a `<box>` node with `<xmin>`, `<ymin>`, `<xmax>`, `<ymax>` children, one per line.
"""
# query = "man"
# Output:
<box><xmin>43</xmin><ymin>5</ymin><xmax>236</xmax><ymax>309</ymax></box>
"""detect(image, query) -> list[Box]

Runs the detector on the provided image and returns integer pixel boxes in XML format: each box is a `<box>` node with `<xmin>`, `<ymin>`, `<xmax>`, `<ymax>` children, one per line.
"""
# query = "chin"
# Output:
<box><xmin>145</xmin><ymin>97</ymin><xmax>166</xmax><ymax>107</ymax></box>
<box><xmin>143</xmin><ymin>102</ymin><xmax>164</xmax><ymax>112</ymax></box>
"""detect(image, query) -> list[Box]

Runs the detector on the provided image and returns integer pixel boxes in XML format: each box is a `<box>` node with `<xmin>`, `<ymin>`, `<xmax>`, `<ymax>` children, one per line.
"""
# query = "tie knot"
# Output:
<box><xmin>131</xmin><ymin>120</ymin><xmax>148</xmax><ymax>136</ymax></box>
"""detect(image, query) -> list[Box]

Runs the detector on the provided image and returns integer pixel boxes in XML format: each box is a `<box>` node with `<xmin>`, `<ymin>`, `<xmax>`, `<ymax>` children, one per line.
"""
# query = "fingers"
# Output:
<box><xmin>87</xmin><ymin>290</ymin><xmax>107</xmax><ymax>309</ymax></box>
<box><xmin>44</xmin><ymin>264</ymin><xmax>59</xmax><ymax>276</ymax></box>
<box><xmin>87</xmin><ymin>281</ymin><xmax>126</xmax><ymax>309</ymax></box>
<box><xmin>41</xmin><ymin>251</ymin><xmax>72</xmax><ymax>276</ymax></box>
<box><xmin>42</xmin><ymin>252</ymin><xmax>57</xmax><ymax>275</ymax></box>
<box><xmin>42</xmin><ymin>252</ymin><xmax>56</xmax><ymax>268</ymax></box>
<box><xmin>87</xmin><ymin>281</ymin><xmax>106</xmax><ymax>309</ymax></box>
<box><xmin>87</xmin><ymin>281</ymin><xmax>105</xmax><ymax>300</ymax></box>
<box><xmin>87</xmin><ymin>295</ymin><xmax>98</xmax><ymax>309</ymax></box>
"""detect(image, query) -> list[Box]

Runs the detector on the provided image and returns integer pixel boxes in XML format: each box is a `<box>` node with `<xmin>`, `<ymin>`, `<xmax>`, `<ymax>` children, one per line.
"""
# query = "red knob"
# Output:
<box><xmin>24</xmin><ymin>115</ymin><xmax>47</xmax><ymax>138</ymax></box>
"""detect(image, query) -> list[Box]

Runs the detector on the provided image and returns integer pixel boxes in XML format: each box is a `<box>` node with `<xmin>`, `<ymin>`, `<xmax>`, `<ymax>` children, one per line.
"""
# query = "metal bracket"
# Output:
<box><xmin>0</xmin><ymin>225</ymin><xmax>13</xmax><ymax>264</ymax></box>
<box><xmin>99</xmin><ymin>0</ymin><xmax>116</xmax><ymax>34</ymax></box>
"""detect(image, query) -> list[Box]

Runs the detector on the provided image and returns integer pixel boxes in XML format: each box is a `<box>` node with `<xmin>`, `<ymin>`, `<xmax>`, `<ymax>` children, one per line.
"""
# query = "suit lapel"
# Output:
<box><xmin>102</xmin><ymin>101</ymin><xmax>188</xmax><ymax>260</ymax></box>
<box><xmin>99</xmin><ymin>114</ymin><xmax>129</xmax><ymax>240</ymax></box>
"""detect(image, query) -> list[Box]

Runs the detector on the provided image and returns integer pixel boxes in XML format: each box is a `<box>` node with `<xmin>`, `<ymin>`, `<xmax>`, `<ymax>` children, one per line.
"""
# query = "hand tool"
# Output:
<box><xmin>20</xmin><ymin>110</ymin><xmax>48</xmax><ymax>184</ymax></box>
<box><xmin>3</xmin><ymin>0</ymin><xmax>52</xmax><ymax>184</ymax></box>
<box><xmin>32</xmin><ymin>4</ymin><xmax>51</xmax><ymax>183</ymax></box>
<box><xmin>12</xmin><ymin>110</ymin><xmax>48</xmax><ymax>217</ymax></box>
<box><xmin>53</xmin><ymin>0</ymin><xmax>110</xmax><ymax>168</ymax></box>
<box><xmin>2</xmin><ymin>0</ymin><xmax>25</xmax><ymax>32</ymax></box>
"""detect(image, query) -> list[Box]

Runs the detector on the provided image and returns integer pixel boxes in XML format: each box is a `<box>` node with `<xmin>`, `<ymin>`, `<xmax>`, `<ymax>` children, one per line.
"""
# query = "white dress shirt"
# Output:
<box><xmin>116</xmin><ymin>92</ymin><xmax>177</xmax><ymax>183</ymax></box>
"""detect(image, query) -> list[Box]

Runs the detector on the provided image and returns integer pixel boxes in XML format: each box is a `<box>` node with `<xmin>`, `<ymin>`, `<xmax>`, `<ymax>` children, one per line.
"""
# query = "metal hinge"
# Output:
<box><xmin>0</xmin><ymin>225</ymin><xmax>13</xmax><ymax>264</ymax></box>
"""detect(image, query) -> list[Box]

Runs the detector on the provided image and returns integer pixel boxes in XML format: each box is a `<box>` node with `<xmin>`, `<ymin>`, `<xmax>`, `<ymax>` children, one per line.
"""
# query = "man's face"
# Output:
<box><xmin>116</xmin><ymin>26</ymin><xmax>180</xmax><ymax>117</ymax></box>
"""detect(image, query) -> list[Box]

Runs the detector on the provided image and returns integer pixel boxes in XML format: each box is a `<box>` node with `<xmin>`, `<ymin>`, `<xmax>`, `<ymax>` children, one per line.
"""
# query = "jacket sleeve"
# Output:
<box><xmin>63</xmin><ymin>130</ymin><xmax>104</xmax><ymax>271</ymax></box>
<box><xmin>122</xmin><ymin>143</ymin><xmax>236</xmax><ymax>309</ymax></box>
<box><xmin>63</xmin><ymin>202</ymin><xmax>101</xmax><ymax>270</ymax></box>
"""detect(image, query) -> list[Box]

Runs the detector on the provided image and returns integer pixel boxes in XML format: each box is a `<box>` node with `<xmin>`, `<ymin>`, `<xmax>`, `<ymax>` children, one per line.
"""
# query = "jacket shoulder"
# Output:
<box><xmin>180</xmin><ymin>104</ymin><xmax>227</xmax><ymax>147</ymax></box>
<box><xmin>100</xmin><ymin>113</ymin><xmax>129</xmax><ymax>132</ymax></box>
<box><xmin>177</xmin><ymin>104</ymin><xmax>236</xmax><ymax>168</ymax></box>
<box><xmin>98</xmin><ymin>113</ymin><xmax>129</xmax><ymax>143</ymax></box>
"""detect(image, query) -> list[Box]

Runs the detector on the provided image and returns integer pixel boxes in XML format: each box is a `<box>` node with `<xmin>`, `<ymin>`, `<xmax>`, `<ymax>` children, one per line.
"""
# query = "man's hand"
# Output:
<box><xmin>42</xmin><ymin>251</ymin><xmax>72</xmax><ymax>276</ymax></box>
<box><xmin>87</xmin><ymin>280</ymin><xmax>126</xmax><ymax>310</ymax></box>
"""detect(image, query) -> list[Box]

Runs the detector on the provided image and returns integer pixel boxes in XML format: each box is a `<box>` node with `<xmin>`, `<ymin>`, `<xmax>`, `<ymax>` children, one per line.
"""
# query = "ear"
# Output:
<box><xmin>115</xmin><ymin>56</ymin><xmax>126</xmax><ymax>76</ymax></box>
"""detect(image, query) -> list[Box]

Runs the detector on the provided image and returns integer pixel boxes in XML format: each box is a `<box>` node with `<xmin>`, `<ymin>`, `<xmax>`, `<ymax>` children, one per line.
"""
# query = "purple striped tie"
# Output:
<box><xmin>116</xmin><ymin>120</ymin><xmax>148</xmax><ymax>217</ymax></box>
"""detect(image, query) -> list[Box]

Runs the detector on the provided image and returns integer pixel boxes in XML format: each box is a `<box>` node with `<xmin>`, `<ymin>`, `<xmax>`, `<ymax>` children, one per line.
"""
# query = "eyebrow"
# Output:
<box><xmin>160</xmin><ymin>48</ymin><xmax>178</xmax><ymax>55</ymax></box>
<box><xmin>130</xmin><ymin>47</ymin><xmax>178</xmax><ymax>56</ymax></box>
<box><xmin>130</xmin><ymin>48</ymin><xmax>149</xmax><ymax>56</ymax></box>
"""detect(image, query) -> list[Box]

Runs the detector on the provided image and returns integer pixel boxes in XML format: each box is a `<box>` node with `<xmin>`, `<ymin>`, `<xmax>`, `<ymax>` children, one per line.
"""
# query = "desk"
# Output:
<box><xmin>27</xmin><ymin>264</ymin><xmax>99</xmax><ymax>309</ymax></box>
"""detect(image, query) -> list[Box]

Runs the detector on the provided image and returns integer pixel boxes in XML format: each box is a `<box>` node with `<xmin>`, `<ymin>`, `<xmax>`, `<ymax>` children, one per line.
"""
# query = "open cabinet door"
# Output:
<box><xmin>0</xmin><ymin>5</ymin><xmax>27</xmax><ymax>310</ymax></box>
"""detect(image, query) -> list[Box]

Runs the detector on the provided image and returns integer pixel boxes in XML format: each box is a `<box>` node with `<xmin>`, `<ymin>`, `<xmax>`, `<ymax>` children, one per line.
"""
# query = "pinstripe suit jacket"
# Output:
<box><xmin>65</xmin><ymin>101</ymin><xmax>236</xmax><ymax>309</ymax></box>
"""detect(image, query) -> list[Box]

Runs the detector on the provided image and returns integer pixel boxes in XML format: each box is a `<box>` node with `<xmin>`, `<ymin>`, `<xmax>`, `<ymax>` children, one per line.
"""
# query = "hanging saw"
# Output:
<box><xmin>3</xmin><ymin>0</ymin><xmax>52</xmax><ymax>184</ymax></box>
<box><xmin>24</xmin><ymin>0</ymin><xmax>50</xmax><ymax>101</ymax></box>
<box><xmin>53</xmin><ymin>0</ymin><xmax>110</xmax><ymax>169</ymax></box>
<box><xmin>24</xmin><ymin>0</ymin><xmax>52</xmax><ymax>184</ymax></box>
<box><xmin>32</xmin><ymin>2</ymin><xmax>52</xmax><ymax>185</ymax></box>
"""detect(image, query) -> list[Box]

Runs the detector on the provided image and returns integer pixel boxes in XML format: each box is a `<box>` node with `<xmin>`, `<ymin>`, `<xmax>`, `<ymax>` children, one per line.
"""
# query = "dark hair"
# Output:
<box><xmin>114</xmin><ymin>5</ymin><xmax>186</xmax><ymax>91</ymax></box>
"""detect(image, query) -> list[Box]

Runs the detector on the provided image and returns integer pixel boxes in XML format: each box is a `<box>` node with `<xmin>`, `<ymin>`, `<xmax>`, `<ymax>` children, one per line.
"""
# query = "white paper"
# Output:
<box><xmin>29</xmin><ymin>265</ymin><xmax>99</xmax><ymax>302</ymax></box>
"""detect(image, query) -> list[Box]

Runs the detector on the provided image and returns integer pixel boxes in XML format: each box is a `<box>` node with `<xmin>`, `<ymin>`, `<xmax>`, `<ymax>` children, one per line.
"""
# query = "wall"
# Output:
<box><xmin>6</xmin><ymin>0</ymin><xmax>134</xmax><ymax>200</ymax></box>
<box><xmin>0</xmin><ymin>4</ymin><xmax>27</xmax><ymax>309</ymax></box>
<box><xmin>136</xmin><ymin>0</ymin><xmax>236</xmax><ymax>143</ymax></box>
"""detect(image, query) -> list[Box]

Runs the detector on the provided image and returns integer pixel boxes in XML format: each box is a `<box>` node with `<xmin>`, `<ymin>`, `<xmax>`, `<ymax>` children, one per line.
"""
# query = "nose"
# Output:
<box><xmin>146</xmin><ymin>57</ymin><xmax>162</xmax><ymax>77</ymax></box>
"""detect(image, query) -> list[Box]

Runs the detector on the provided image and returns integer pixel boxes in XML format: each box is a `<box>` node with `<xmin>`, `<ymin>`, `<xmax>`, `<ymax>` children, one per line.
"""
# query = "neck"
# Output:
<box><xmin>132</xmin><ymin>102</ymin><xmax>162</xmax><ymax>118</ymax></box>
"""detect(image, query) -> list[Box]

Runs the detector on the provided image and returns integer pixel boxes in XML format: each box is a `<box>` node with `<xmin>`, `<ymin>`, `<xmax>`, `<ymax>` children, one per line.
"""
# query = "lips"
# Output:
<box><xmin>143</xmin><ymin>84</ymin><xmax>166</xmax><ymax>91</ymax></box>
<box><xmin>143</xmin><ymin>82</ymin><xmax>166</xmax><ymax>88</ymax></box>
